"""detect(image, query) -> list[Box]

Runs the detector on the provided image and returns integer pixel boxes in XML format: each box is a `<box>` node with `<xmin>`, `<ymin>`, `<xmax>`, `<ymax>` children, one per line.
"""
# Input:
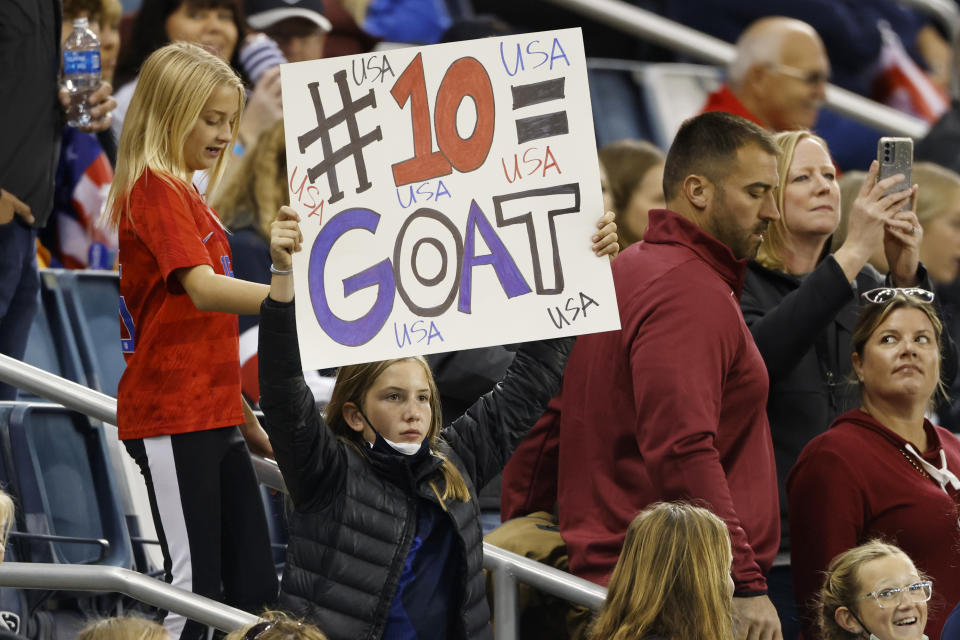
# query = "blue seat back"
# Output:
<box><xmin>21</xmin><ymin>272</ymin><xmax>88</xmax><ymax>401</ymax></box>
<box><xmin>39</xmin><ymin>269</ymin><xmax>123</xmax><ymax>397</ymax></box>
<box><xmin>2</xmin><ymin>402</ymin><xmax>131</xmax><ymax>568</ymax></box>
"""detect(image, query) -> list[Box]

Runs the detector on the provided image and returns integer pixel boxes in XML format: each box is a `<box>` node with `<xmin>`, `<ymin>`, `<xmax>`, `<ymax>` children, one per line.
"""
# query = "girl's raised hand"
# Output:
<box><xmin>270</xmin><ymin>206</ymin><xmax>303</xmax><ymax>271</ymax></box>
<box><xmin>593</xmin><ymin>210</ymin><xmax>619</xmax><ymax>260</ymax></box>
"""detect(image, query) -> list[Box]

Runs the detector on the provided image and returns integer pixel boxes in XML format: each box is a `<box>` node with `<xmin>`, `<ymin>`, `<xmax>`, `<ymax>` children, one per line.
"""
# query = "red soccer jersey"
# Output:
<box><xmin>116</xmin><ymin>170</ymin><xmax>243</xmax><ymax>440</ymax></box>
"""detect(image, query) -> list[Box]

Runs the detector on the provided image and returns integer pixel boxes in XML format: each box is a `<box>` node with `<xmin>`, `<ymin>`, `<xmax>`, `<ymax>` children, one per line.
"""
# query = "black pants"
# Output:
<box><xmin>124</xmin><ymin>426</ymin><xmax>278</xmax><ymax>639</ymax></box>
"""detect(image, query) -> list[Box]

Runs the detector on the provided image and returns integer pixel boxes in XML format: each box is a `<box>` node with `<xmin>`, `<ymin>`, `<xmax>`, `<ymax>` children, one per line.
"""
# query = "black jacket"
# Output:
<box><xmin>0</xmin><ymin>0</ymin><xmax>61</xmax><ymax>228</ymax></box>
<box><xmin>741</xmin><ymin>257</ymin><xmax>956</xmax><ymax>549</ymax></box>
<box><xmin>258</xmin><ymin>297</ymin><xmax>572</xmax><ymax>640</ymax></box>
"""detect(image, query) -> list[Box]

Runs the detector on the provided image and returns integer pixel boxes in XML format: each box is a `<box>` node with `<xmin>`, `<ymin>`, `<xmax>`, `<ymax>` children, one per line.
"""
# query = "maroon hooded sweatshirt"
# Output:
<box><xmin>503</xmin><ymin>209</ymin><xmax>779</xmax><ymax>593</ymax></box>
<box><xmin>789</xmin><ymin>409</ymin><xmax>960</xmax><ymax>640</ymax></box>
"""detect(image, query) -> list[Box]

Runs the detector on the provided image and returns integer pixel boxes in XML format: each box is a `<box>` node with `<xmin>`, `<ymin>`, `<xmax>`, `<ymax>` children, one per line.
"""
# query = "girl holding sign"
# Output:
<box><xmin>258</xmin><ymin>206</ymin><xmax>617</xmax><ymax>640</ymax></box>
<box><xmin>105</xmin><ymin>42</ymin><xmax>277</xmax><ymax>640</ymax></box>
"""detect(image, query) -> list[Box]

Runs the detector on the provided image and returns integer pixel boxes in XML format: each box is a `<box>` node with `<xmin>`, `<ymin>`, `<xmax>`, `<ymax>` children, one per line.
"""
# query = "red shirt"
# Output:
<box><xmin>789</xmin><ymin>409</ymin><xmax>960</xmax><ymax>640</ymax></box>
<box><xmin>504</xmin><ymin>210</ymin><xmax>779</xmax><ymax>593</ymax></box>
<box><xmin>700</xmin><ymin>84</ymin><xmax>766</xmax><ymax>127</ymax></box>
<box><xmin>116</xmin><ymin>170</ymin><xmax>243</xmax><ymax>439</ymax></box>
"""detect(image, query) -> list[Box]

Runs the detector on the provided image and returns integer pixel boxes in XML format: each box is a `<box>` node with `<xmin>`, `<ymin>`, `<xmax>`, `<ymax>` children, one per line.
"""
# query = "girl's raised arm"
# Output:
<box><xmin>267</xmin><ymin>206</ymin><xmax>303</xmax><ymax>302</ymax></box>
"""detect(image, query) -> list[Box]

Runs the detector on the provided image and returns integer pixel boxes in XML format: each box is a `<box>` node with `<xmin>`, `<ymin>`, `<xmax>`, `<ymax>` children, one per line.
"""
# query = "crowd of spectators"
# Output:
<box><xmin>2</xmin><ymin>1</ymin><xmax>960</xmax><ymax>639</ymax></box>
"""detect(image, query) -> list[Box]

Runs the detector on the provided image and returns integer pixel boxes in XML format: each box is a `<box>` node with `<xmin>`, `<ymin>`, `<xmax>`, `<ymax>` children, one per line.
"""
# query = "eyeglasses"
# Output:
<box><xmin>861</xmin><ymin>287</ymin><xmax>935</xmax><ymax>305</ymax></box>
<box><xmin>769</xmin><ymin>63</ymin><xmax>830</xmax><ymax>86</ymax></box>
<box><xmin>243</xmin><ymin>621</ymin><xmax>275</xmax><ymax>640</ymax></box>
<box><xmin>858</xmin><ymin>581</ymin><xmax>933</xmax><ymax>608</ymax></box>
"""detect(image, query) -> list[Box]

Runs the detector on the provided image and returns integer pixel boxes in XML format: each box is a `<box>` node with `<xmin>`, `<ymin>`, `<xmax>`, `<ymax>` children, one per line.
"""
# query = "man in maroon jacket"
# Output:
<box><xmin>502</xmin><ymin>112</ymin><xmax>783</xmax><ymax>640</ymax></box>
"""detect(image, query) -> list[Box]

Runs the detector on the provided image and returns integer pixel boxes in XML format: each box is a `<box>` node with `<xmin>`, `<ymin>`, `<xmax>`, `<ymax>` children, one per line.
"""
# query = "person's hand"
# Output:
<box><xmin>0</xmin><ymin>189</ymin><xmax>34</xmax><ymax>226</ymax></box>
<box><xmin>237</xmin><ymin>67</ymin><xmax>283</xmax><ymax>148</ymax></box>
<box><xmin>884</xmin><ymin>198</ymin><xmax>922</xmax><ymax>287</ymax></box>
<box><xmin>270</xmin><ymin>206</ymin><xmax>303</xmax><ymax>271</ymax></box>
<box><xmin>593</xmin><ymin>210</ymin><xmax>619</xmax><ymax>260</ymax></box>
<box><xmin>59</xmin><ymin>80</ymin><xmax>117</xmax><ymax>133</ymax></box>
<box><xmin>241</xmin><ymin>400</ymin><xmax>274</xmax><ymax>459</ymax></box>
<box><xmin>843</xmin><ymin>161</ymin><xmax>913</xmax><ymax>258</ymax></box>
<box><xmin>732</xmin><ymin>595</ymin><xmax>783</xmax><ymax>640</ymax></box>
<box><xmin>833</xmin><ymin>160</ymin><xmax>914</xmax><ymax>282</ymax></box>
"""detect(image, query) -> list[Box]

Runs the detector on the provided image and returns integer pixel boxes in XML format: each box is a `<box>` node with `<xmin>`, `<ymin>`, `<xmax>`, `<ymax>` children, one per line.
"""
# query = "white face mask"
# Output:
<box><xmin>382</xmin><ymin>437</ymin><xmax>422</xmax><ymax>456</ymax></box>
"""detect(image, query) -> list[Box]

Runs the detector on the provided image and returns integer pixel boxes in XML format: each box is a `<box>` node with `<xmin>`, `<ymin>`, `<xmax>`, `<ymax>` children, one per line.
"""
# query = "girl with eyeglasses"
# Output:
<box><xmin>818</xmin><ymin>540</ymin><xmax>932</xmax><ymax>640</ymax></box>
<box><xmin>789</xmin><ymin>290</ymin><xmax>960</xmax><ymax>639</ymax></box>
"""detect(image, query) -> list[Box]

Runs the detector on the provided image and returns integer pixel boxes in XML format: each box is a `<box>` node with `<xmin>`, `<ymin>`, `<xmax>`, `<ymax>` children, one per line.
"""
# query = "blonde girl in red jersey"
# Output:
<box><xmin>104</xmin><ymin>42</ymin><xmax>277</xmax><ymax>640</ymax></box>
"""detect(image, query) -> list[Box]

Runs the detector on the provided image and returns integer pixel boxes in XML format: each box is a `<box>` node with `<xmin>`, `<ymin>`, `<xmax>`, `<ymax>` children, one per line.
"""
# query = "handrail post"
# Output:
<box><xmin>492</xmin><ymin>564</ymin><xmax>519</xmax><ymax>640</ymax></box>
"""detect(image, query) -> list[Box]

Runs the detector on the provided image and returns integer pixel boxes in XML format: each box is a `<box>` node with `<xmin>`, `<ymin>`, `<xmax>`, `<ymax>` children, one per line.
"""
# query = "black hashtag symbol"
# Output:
<box><xmin>298</xmin><ymin>69</ymin><xmax>384</xmax><ymax>204</ymax></box>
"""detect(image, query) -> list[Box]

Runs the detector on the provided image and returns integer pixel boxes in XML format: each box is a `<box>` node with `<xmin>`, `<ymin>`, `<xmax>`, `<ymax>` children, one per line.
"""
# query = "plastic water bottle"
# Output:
<box><xmin>63</xmin><ymin>17</ymin><xmax>101</xmax><ymax>128</ymax></box>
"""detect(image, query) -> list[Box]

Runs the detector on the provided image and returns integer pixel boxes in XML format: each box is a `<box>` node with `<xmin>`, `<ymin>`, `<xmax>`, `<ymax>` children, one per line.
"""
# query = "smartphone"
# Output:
<box><xmin>876</xmin><ymin>137</ymin><xmax>913</xmax><ymax>211</ymax></box>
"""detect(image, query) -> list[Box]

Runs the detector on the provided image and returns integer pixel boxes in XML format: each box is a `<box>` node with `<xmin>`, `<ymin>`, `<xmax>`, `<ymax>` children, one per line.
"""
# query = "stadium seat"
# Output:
<box><xmin>21</xmin><ymin>272</ymin><xmax>88</xmax><ymax>396</ymax></box>
<box><xmin>41</xmin><ymin>269</ymin><xmax>124</xmax><ymax>397</ymax></box>
<box><xmin>587</xmin><ymin>59</ymin><xmax>655</xmax><ymax>148</ymax></box>
<box><xmin>638</xmin><ymin>62</ymin><xmax>722</xmax><ymax>149</ymax></box>
<box><xmin>0</xmin><ymin>402</ymin><xmax>132</xmax><ymax>569</ymax></box>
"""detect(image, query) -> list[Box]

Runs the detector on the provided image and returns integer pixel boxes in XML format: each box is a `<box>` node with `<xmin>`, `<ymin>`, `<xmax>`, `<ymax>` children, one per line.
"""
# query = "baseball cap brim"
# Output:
<box><xmin>248</xmin><ymin>8</ymin><xmax>332</xmax><ymax>33</ymax></box>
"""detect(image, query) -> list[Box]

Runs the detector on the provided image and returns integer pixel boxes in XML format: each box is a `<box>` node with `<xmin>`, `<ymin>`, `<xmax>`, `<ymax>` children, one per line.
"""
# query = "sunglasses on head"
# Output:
<box><xmin>243</xmin><ymin>621</ymin><xmax>274</xmax><ymax>640</ymax></box>
<box><xmin>861</xmin><ymin>287</ymin><xmax>935</xmax><ymax>305</ymax></box>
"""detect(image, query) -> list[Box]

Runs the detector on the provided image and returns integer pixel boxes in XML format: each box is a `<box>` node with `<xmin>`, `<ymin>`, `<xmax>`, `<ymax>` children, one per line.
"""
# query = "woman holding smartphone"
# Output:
<box><xmin>737</xmin><ymin>130</ymin><xmax>949</xmax><ymax>637</ymax></box>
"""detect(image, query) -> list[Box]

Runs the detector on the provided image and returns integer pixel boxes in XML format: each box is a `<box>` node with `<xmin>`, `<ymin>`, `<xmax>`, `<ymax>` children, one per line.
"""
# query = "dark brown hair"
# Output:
<box><xmin>115</xmin><ymin>0</ymin><xmax>247</xmax><ymax>88</ymax></box>
<box><xmin>851</xmin><ymin>292</ymin><xmax>946</xmax><ymax>403</ymax></box>
<box><xmin>662</xmin><ymin>112</ymin><xmax>779</xmax><ymax>202</ymax></box>
<box><xmin>598</xmin><ymin>139</ymin><xmax>665</xmax><ymax>248</ymax></box>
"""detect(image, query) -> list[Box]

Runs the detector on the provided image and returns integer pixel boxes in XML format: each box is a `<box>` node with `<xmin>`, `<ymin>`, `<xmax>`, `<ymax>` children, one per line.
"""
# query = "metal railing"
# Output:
<box><xmin>0</xmin><ymin>564</ymin><xmax>258</xmax><ymax>632</ymax></box>
<box><xmin>486</xmin><ymin>544</ymin><xmax>606</xmax><ymax>638</ymax></box>
<box><xmin>0</xmin><ymin>353</ymin><xmax>284</xmax><ymax>491</ymax></box>
<box><xmin>0</xmin><ymin>353</ymin><xmax>607</xmax><ymax>638</ymax></box>
<box><xmin>542</xmin><ymin>0</ymin><xmax>933</xmax><ymax>138</ymax></box>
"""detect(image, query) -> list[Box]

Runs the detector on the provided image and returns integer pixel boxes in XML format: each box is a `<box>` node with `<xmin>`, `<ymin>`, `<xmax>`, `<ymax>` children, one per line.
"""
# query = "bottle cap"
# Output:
<box><xmin>73</xmin><ymin>17</ymin><xmax>88</xmax><ymax>28</ymax></box>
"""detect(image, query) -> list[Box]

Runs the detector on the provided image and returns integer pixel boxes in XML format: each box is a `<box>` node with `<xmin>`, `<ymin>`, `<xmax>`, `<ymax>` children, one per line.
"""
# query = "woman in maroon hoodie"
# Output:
<box><xmin>788</xmin><ymin>288</ymin><xmax>960</xmax><ymax>639</ymax></box>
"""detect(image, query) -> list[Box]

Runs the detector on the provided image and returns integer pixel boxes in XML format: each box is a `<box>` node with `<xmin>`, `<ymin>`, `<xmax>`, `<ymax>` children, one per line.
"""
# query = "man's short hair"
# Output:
<box><xmin>662</xmin><ymin>112</ymin><xmax>779</xmax><ymax>201</ymax></box>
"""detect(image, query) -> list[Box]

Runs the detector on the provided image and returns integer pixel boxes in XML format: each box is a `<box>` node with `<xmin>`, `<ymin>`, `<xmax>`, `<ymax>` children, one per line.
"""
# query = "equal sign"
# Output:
<box><xmin>511</xmin><ymin>77</ymin><xmax>568</xmax><ymax>144</ymax></box>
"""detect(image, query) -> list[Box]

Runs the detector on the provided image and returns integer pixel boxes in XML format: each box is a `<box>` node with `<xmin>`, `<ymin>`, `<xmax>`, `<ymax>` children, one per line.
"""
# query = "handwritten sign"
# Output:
<box><xmin>281</xmin><ymin>28</ymin><xmax>620</xmax><ymax>369</ymax></box>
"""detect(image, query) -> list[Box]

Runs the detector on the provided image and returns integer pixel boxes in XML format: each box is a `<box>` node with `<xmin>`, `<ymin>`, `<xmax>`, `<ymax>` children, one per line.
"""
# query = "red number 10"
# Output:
<box><xmin>391</xmin><ymin>53</ymin><xmax>495</xmax><ymax>187</ymax></box>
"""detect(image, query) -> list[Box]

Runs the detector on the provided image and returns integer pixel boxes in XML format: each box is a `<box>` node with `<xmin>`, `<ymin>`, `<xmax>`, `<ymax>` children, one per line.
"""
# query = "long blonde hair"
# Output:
<box><xmin>105</xmin><ymin>42</ymin><xmax>244</xmax><ymax>229</ymax></box>
<box><xmin>324</xmin><ymin>358</ymin><xmax>471</xmax><ymax>505</ymax></box>
<box><xmin>210</xmin><ymin>119</ymin><xmax>288</xmax><ymax>242</ymax></box>
<box><xmin>756</xmin><ymin>129</ymin><xmax>832</xmax><ymax>272</ymax></box>
<box><xmin>590</xmin><ymin>502</ymin><xmax>735</xmax><ymax>640</ymax></box>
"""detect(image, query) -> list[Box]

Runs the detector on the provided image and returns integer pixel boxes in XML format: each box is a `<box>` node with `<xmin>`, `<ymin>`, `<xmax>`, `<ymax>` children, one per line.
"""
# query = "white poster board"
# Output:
<box><xmin>280</xmin><ymin>28</ymin><xmax>619</xmax><ymax>369</ymax></box>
